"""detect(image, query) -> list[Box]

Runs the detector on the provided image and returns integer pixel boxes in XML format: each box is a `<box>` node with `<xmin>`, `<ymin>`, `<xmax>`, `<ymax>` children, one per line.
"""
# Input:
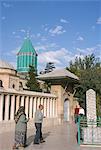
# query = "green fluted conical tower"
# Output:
<box><xmin>17</xmin><ymin>38</ymin><xmax>37</xmax><ymax>73</ymax></box>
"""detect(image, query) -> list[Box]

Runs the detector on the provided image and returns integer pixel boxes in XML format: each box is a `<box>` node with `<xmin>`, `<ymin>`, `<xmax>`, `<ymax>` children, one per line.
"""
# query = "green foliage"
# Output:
<box><xmin>96</xmin><ymin>95</ymin><xmax>101</xmax><ymax>116</ymax></box>
<box><xmin>26</xmin><ymin>65</ymin><xmax>41</xmax><ymax>92</ymax></box>
<box><xmin>67</xmin><ymin>54</ymin><xmax>101</xmax><ymax>115</ymax></box>
<box><xmin>40</xmin><ymin>62</ymin><xmax>55</xmax><ymax>74</ymax></box>
<box><xmin>45</xmin><ymin>62</ymin><xmax>55</xmax><ymax>73</ymax></box>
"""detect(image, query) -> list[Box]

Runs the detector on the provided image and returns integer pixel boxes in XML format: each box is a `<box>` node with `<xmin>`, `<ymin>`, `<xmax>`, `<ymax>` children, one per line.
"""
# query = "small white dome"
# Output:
<box><xmin>0</xmin><ymin>60</ymin><xmax>15</xmax><ymax>70</ymax></box>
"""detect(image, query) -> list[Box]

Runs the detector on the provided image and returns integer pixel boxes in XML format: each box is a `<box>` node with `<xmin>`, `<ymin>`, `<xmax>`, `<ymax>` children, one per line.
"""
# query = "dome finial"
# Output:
<box><xmin>27</xmin><ymin>30</ymin><xmax>30</xmax><ymax>38</ymax></box>
<box><xmin>24</xmin><ymin>30</ymin><xmax>30</xmax><ymax>39</ymax></box>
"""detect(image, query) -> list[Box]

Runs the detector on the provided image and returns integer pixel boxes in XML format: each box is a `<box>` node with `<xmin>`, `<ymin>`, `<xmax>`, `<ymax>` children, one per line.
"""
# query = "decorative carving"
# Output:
<box><xmin>86</xmin><ymin>89</ymin><xmax>96</xmax><ymax>124</ymax></box>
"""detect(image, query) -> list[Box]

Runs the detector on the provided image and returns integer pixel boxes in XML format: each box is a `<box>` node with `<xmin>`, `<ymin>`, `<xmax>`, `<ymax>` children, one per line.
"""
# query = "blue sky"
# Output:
<box><xmin>0</xmin><ymin>0</ymin><xmax>101</xmax><ymax>72</ymax></box>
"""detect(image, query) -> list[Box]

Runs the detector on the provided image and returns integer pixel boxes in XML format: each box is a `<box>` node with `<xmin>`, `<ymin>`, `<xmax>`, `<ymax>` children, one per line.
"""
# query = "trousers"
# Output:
<box><xmin>34</xmin><ymin>123</ymin><xmax>43</xmax><ymax>143</ymax></box>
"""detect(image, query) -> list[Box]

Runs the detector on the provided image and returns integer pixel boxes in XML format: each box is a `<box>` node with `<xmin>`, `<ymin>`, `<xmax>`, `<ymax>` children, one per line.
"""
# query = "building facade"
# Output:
<box><xmin>0</xmin><ymin>60</ymin><xmax>27</xmax><ymax>90</ymax></box>
<box><xmin>0</xmin><ymin>38</ymin><xmax>80</xmax><ymax>133</ymax></box>
<box><xmin>38</xmin><ymin>68</ymin><xmax>79</xmax><ymax>122</ymax></box>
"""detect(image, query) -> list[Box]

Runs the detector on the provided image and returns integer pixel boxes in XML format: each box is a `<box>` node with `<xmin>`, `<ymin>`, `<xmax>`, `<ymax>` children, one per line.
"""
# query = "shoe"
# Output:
<box><xmin>34</xmin><ymin>142</ymin><xmax>40</xmax><ymax>144</ymax></box>
<box><xmin>12</xmin><ymin>145</ymin><xmax>18</xmax><ymax>149</ymax></box>
<box><xmin>24</xmin><ymin>144</ymin><xmax>28</xmax><ymax>147</ymax></box>
<box><xmin>40</xmin><ymin>140</ymin><xmax>45</xmax><ymax>143</ymax></box>
<box><xmin>18</xmin><ymin>144</ymin><xmax>25</xmax><ymax>147</ymax></box>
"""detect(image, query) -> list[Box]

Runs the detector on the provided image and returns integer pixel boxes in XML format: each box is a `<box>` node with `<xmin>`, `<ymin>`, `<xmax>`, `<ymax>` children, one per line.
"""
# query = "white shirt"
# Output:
<box><xmin>79</xmin><ymin>108</ymin><xmax>85</xmax><ymax>115</ymax></box>
<box><xmin>34</xmin><ymin>110</ymin><xmax>44</xmax><ymax>123</ymax></box>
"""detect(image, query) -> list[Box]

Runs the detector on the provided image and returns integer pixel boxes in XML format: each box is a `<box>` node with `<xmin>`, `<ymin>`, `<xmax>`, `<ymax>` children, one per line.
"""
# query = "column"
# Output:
<box><xmin>16</xmin><ymin>95</ymin><xmax>20</xmax><ymax>113</ymax></box>
<box><xmin>37</xmin><ymin>97</ymin><xmax>40</xmax><ymax>109</ymax></box>
<box><xmin>5</xmin><ymin>95</ymin><xmax>10</xmax><ymax>121</ymax></box>
<box><xmin>52</xmin><ymin>98</ymin><xmax>55</xmax><ymax>118</ymax></box>
<box><xmin>44</xmin><ymin>98</ymin><xmax>47</xmax><ymax>117</ymax></box>
<box><xmin>25</xmin><ymin>96</ymin><xmax>29</xmax><ymax>118</ymax></box>
<box><xmin>50</xmin><ymin>98</ymin><xmax>53</xmax><ymax>118</ymax></box>
<box><xmin>21</xmin><ymin>96</ymin><xmax>24</xmax><ymax>106</ymax></box>
<box><xmin>0</xmin><ymin>94</ymin><xmax>4</xmax><ymax>121</ymax></box>
<box><xmin>41</xmin><ymin>97</ymin><xmax>44</xmax><ymax>113</ymax></box>
<box><xmin>11</xmin><ymin>95</ymin><xmax>15</xmax><ymax>120</ymax></box>
<box><xmin>29</xmin><ymin>97</ymin><xmax>33</xmax><ymax>119</ymax></box>
<box><xmin>55</xmin><ymin>98</ymin><xmax>57</xmax><ymax>117</ymax></box>
<box><xmin>47</xmin><ymin>98</ymin><xmax>50</xmax><ymax>118</ymax></box>
<box><xmin>33</xmin><ymin>97</ymin><xmax>36</xmax><ymax>117</ymax></box>
<box><xmin>41</xmin><ymin>97</ymin><xmax>44</xmax><ymax>105</ymax></box>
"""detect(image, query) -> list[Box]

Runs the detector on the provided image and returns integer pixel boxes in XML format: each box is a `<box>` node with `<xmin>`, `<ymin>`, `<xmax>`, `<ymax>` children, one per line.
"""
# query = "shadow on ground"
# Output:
<box><xmin>26</xmin><ymin>132</ymin><xmax>51</xmax><ymax>147</ymax></box>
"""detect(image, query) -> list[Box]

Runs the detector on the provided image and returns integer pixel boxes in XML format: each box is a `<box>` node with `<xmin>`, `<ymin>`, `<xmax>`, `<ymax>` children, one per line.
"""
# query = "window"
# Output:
<box><xmin>12</xmin><ymin>84</ymin><xmax>15</xmax><ymax>89</ymax></box>
<box><xmin>0</xmin><ymin>80</ymin><xmax>3</xmax><ymax>87</ymax></box>
<box><xmin>19</xmin><ymin>82</ymin><xmax>23</xmax><ymax>90</ymax></box>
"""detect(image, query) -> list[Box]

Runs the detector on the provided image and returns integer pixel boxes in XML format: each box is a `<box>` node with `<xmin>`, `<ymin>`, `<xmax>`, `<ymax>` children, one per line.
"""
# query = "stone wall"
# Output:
<box><xmin>0</xmin><ymin>118</ymin><xmax>60</xmax><ymax>134</ymax></box>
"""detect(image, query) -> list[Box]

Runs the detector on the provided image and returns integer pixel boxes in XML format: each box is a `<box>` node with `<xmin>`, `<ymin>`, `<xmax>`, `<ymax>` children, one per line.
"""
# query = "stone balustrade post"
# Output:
<box><xmin>5</xmin><ymin>95</ymin><xmax>10</xmax><ymax>121</ymax></box>
<box><xmin>0</xmin><ymin>94</ymin><xmax>4</xmax><ymax>121</ymax></box>
<box><xmin>37</xmin><ymin>97</ymin><xmax>40</xmax><ymax>109</ymax></box>
<box><xmin>11</xmin><ymin>95</ymin><xmax>15</xmax><ymax>120</ymax></box>
<box><xmin>33</xmin><ymin>97</ymin><xmax>37</xmax><ymax>117</ymax></box>
<box><xmin>50</xmin><ymin>98</ymin><xmax>53</xmax><ymax>118</ymax></box>
<box><xmin>25</xmin><ymin>96</ymin><xmax>29</xmax><ymax>118</ymax></box>
<box><xmin>41</xmin><ymin>97</ymin><xmax>44</xmax><ymax>113</ymax></box>
<box><xmin>55</xmin><ymin>98</ymin><xmax>57</xmax><ymax>117</ymax></box>
<box><xmin>29</xmin><ymin>97</ymin><xmax>33</xmax><ymax>119</ymax></box>
<box><xmin>53</xmin><ymin>98</ymin><xmax>55</xmax><ymax>117</ymax></box>
<box><xmin>44</xmin><ymin>98</ymin><xmax>47</xmax><ymax>117</ymax></box>
<box><xmin>47</xmin><ymin>98</ymin><xmax>50</xmax><ymax>118</ymax></box>
<box><xmin>21</xmin><ymin>96</ymin><xmax>24</xmax><ymax>106</ymax></box>
<box><xmin>16</xmin><ymin>95</ymin><xmax>20</xmax><ymax>113</ymax></box>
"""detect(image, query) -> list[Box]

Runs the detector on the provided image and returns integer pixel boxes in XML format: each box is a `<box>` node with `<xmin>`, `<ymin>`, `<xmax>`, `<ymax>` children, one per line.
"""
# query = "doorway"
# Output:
<box><xmin>64</xmin><ymin>98</ymin><xmax>69</xmax><ymax>121</ymax></box>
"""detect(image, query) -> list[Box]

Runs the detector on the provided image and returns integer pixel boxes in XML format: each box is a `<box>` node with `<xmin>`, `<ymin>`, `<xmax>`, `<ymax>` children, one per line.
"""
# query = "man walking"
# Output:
<box><xmin>34</xmin><ymin>104</ymin><xmax>45</xmax><ymax>144</ymax></box>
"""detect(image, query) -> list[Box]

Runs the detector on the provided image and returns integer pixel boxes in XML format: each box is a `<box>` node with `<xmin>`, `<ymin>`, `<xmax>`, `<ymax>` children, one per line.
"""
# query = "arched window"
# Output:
<box><xmin>19</xmin><ymin>82</ymin><xmax>23</xmax><ymax>90</ymax></box>
<box><xmin>19</xmin><ymin>82</ymin><xmax>23</xmax><ymax>87</ymax></box>
<box><xmin>12</xmin><ymin>84</ymin><xmax>15</xmax><ymax>89</ymax></box>
<box><xmin>0</xmin><ymin>80</ymin><xmax>3</xmax><ymax>87</ymax></box>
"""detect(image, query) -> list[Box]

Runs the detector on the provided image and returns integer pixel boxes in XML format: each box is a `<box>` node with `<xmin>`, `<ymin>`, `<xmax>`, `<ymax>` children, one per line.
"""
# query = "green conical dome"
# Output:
<box><xmin>17</xmin><ymin>38</ymin><xmax>37</xmax><ymax>73</ymax></box>
<box><xmin>19</xmin><ymin>38</ymin><xmax>36</xmax><ymax>53</ymax></box>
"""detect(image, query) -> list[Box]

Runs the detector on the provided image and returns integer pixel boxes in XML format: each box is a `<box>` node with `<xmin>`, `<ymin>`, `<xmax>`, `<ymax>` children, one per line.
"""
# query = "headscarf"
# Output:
<box><xmin>14</xmin><ymin>106</ymin><xmax>25</xmax><ymax>124</ymax></box>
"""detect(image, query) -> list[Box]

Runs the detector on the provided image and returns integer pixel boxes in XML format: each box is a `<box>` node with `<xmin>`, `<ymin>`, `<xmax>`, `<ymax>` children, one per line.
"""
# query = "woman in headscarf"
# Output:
<box><xmin>13</xmin><ymin>106</ymin><xmax>29</xmax><ymax>149</ymax></box>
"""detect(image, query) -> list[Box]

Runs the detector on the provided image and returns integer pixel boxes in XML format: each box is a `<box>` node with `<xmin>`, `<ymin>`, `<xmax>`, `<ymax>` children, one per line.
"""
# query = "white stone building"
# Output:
<box><xmin>0</xmin><ymin>60</ymin><xmax>27</xmax><ymax>90</ymax></box>
<box><xmin>38</xmin><ymin>68</ymin><xmax>79</xmax><ymax>122</ymax></box>
<box><xmin>0</xmin><ymin>60</ymin><xmax>79</xmax><ymax>133</ymax></box>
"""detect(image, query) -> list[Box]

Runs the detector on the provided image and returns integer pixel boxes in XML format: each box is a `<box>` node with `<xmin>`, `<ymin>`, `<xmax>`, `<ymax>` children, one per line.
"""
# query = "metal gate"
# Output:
<box><xmin>77</xmin><ymin>116</ymin><xmax>101</xmax><ymax>145</ymax></box>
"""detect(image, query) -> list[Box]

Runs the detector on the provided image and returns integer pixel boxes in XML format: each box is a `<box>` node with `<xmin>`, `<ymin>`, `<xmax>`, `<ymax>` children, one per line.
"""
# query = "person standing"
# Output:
<box><xmin>34</xmin><ymin>104</ymin><xmax>45</xmax><ymax>144</ymax></box>
<box><xmin>13</xmin><ymin>106</ymin><xmax>29</xmax><ymax>149</ymax></box>
<box><xmin>74</xmin><ymin>105</ymin><xmax>79</xmax><ymax>123</ymax></box>
<box><xmin>79</xmin><ymin>106</ymin><xmax>85</xmax><ymax>117</ymax></box>
<box><xmin>78</xmin><ymin>106</ymin><xmax>85</xmax><ymax>141</ymax></box>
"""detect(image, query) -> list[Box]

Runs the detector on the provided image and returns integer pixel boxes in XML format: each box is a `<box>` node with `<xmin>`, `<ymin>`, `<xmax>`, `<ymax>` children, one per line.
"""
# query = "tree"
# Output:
<box><xmin>67</xmin><ymin>54</ymin><xmax>101</xmax><ymax>115</ymax></box>
<box><xmin>45</xmin><ymin>62</ymin><xmax>55</xmax><ymax>72</ymax></box>
<box><xmin>67</xmin><ymin>54</ymin><xmax>100</xmax><ymax>73</ymax></box>
<box><xmin>26</xmin><ymin>65</ymin><xmax>41</xmax><ymax>92</ymax></box>
<box><xmin>40</xmin><ymin>62</ymin><xmax>55</xmax><ymax>74</ymax></box>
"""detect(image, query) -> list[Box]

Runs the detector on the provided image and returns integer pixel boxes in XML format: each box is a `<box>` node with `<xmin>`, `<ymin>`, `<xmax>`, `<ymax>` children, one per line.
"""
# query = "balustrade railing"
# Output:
<box><xmin>0</xmin><ymin>88</ymin><xmax>57</xmax><ymax>122</ymax></box>
<box><xmin>77</xmin><ymin>116</ymin><xmax>101</xmax><ymax>145</ymax></box>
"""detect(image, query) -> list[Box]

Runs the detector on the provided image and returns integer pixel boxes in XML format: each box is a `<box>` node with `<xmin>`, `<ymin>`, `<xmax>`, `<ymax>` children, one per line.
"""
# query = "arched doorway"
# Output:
<box><xmin>64</xmin><ymin>98</ymin><xmax>69</xmax><ymax>121</ymax></box>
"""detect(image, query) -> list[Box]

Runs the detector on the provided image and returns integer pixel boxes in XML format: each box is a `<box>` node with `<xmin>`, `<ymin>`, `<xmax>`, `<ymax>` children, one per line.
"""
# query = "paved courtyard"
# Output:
<box><xmin>0</xmin><ymin>122</ymin><xmax>101</xmax><ymax>150</ymax></box>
